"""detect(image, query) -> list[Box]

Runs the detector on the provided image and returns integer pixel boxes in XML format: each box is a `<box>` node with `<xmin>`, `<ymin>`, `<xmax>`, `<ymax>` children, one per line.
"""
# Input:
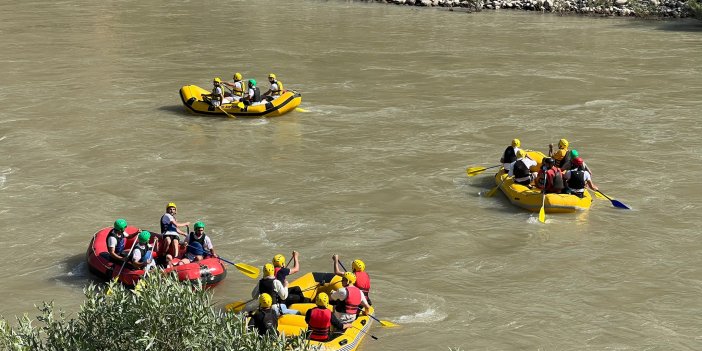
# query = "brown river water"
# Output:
<box><xmin>1</xmin><ymin>0</ymin><xmax>702</xmax><ymax>350</ymax></box>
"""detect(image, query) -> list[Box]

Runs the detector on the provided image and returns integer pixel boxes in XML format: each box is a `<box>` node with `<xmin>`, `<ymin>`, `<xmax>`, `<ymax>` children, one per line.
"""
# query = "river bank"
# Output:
<box><xmin>351</xmin><ymin>0</ymin><xmax>701</xmax><ymax>18</ymax></box>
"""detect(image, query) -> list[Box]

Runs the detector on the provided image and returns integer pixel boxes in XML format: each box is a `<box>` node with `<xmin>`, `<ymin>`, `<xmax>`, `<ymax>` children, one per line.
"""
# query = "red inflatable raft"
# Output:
<box><xmin>86</xmin><ymin>226</ymin><xmax>227</xmax><ymax>287</ymax></box>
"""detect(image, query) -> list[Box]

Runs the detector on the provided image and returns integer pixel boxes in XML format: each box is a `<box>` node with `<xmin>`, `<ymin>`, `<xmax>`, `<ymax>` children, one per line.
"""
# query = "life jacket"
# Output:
<box><xmin>247</xmin><ymin>87</ymin><xmax>261</xmax><ymax>102</ymax></box>
<box><xmin>547</xmin><ymin>167</ymin><xmax>564</xmax><ymax>193</ymax></box>
<box><xmin>567</xmin><ymin>169</ymin><xmax>586</xmax><ymax>190</ymax></box>
<box><xmin>160</xmin><ymin>214</ymin><xmax>177</xmax><ymax>234</ymax></box>
<box><xmin>233</xmin><ymin>80</ymin><xmax>245</xmax><ymax>96</ymax></box>
<box><xmin>335</xmin><ymin>285</ymin><xmax>362</xmax><ymax>314</ymax></box>
<box><xmin>188</xmin><ymin>232</ymin><xmax>207</xmax><ymax>249</ymax></box>
<box><xmin>258</xmin><ymin>278</ymin><xmax>278</xmax><ymax>304</ymax></box>
<box><xmin>251</xmin><ymin>308</ymin><xmax>278</xmax><ymax>336</ymax></box>
<box><xmin>106</xmin><ymin>229</ymin><xmax>125</xmax><ymax>253</ymax></box>
<box><xmin>308</xmin><ymin>307</ymin><xmax>332</xmax><ymax>341</ymax></box>
<box><xmin>274</xmin><ymin>266</ymin><xmax>287</xmax><ymax>284</ymax></box>
<box><xmin>271</xmin><ymin>80</ymin><xmax>284</xmax><ymax>95</ymax></box>
<box><xmin>502</xmin><ymin>146</ymin><xmax>517</xmax><ymax>164</ymax></box>
<box><xmin>354</xmin><ymin>271</ymin><xmax>371</xmax><ymax>299</ymax></box>
<box><xmin>558</xmin><ymin>150</ymin><xmax>571</xmax><ymax>169</ymax></box>
<box><xmin>211</xmin><ymin>86</ymin><xmax>223</xmax><ymax>102</ymax></box>
<box><xmin>512</xmin><ymin>159</ymin><xmax>530</xmax><ymax>178</ymax></box>
<box><xmin>127</xmin><ymin>243</ymin><xmax>151</xmax><ymax>266</ymax></box>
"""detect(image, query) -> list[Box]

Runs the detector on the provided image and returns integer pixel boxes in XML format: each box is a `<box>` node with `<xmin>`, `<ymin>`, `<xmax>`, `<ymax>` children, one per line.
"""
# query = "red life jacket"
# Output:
<box><xmin>308</xmin><ymin>307</ymin><xmax>332</xmax><ymax>341</ymax></box>
<box><xmin>354</xmin><ymin>271</ymin><xmax>371</xmax><ymax>298</ymax></box>
<box><xmin>344</xmin><ymin>286</ymin><xmax>362</xmax><ymax>314</ymax></box>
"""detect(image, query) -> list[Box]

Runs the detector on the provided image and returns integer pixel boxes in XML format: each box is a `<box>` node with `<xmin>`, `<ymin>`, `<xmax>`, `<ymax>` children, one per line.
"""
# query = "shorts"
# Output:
<box><xmin>163</xmin><ymin>233</ymin><xmax>180</xmax><ymax>243</ymax></box>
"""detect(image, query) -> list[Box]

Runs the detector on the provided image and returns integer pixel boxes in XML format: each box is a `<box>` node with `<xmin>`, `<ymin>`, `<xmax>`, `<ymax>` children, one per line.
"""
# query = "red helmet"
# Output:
<box><xmin>572</xmin><ymin>157</ymin><xmax>584</xmax><ymax>167</ymax></box>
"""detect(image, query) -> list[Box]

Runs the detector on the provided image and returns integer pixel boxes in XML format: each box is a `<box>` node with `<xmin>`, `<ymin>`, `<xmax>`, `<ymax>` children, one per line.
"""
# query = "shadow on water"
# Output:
<box><xmin>654</xmin><ymin>19</ymin><xmax>702</xmax><ymax>32</ymax></box>
<box><xmin>158</xmin><ymin>105</ymin><xmax>190</xmax><ymax>115</ymax></box>
<box><xmin>52</xmin><ymin>253</ymin><xmax>104</xmax><ymax>288</ymax></box>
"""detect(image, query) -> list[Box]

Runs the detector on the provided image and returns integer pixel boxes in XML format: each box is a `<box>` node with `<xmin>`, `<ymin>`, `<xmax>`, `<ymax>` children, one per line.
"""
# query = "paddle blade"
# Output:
<box><xmin>610</xmin><ymin>199</ymin><xmax>631</xmax><ymax>210</ymax></box>
<box><xmin>485</xmin><ymin>185</ymin><xmax>499</xmax><ymax>197</ymax></box>
<box><xmin>538</xmin><ymin>207</ymin><xmax>546</xmax><ymax>223</ymax></box>
<box><xmin>379</xmin><ymin>320</ymin><xmax>399</xmax><ymax>327</ymax></box>
<box><xmin>295</xmin><ymin>107</ymin><xmax>309</xmax><ymax>112</ymax></box>
<box><xmin>225</xmin><ymin>301</ymin><xmax>247</xmax><ymax>313</ymax></box>
<box><xmin>466</xmin><ymin>167</ymin><xmax>487</xmax><ymax>177</ymax></box>
<box><xmin>236</xmin><ymin>102</ymin><xmax>245</xmax><ymax>109</ymax></box>
<box><xmin>234</xmin><ymin>263</ymin><xmax>259</xmax><ymax>279</ymax></box>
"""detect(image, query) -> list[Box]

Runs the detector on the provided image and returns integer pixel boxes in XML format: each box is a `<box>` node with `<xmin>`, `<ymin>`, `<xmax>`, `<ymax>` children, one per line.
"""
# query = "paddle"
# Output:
<box><xmin>351</xmin><ymin>325</ymin><xmax>378</xmax><ymax>340</ymax></box>
<box><xmin>338</xmin><ymin>261</ymin><xmax>397</xmax><ymax>327</ymax></box>
<box><xmin>217</xmin><ymin>106</ymin><xmax>237</xmax><ymax>119</ymax></box>
<box><xmin>466</xmin><ymin>165</ymin><xmax>501</xmax><ymax>177</ymax></box>
<box><xmin>538</xmin><ymin>173</ymin><xmax>547</xmax><ymax>223</ymax></box>
<box><xmin>107</xmin><ymin>236</ymin><xmax>140</xmax><ymax>295</ymax></box>
<box><xmin>485</xmin><ymin>175</ymin><xmax>510</xmax><ymax>197</ymax></box>
<box><xmin>184</xmin><ymin>243</ymin><xmax>259</xmax><ymax>279</ymax></box>
<box><xmin>225</xmin><ymin>283</ymin><xmax>321</xmax><ymax>313</ymax></box>
<box><xmin>295</xmin><ymin>107</ymin><xmax>309</xmax><ymax>112</ymax></box>
<box><xmin>595</xmin><ymin>190</ymin><xmax>631</xmax><ymax>209</ymax></box>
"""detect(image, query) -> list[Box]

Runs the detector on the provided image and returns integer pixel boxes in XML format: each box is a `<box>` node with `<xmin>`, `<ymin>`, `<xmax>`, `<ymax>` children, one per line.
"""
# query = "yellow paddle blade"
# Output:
<box><xmin>234</xmin><ymin>263</ymin><xmax>259</xmax><ymax>279</ymax></box>
<box><xmin>538</xmin><ymin>207</ymin><xmax>546</xmax><ymax>223</ymax></box>
<box><xmin>466</xmin><ymin>167</ymin><xmax>487</xmax><ymax>177</ymax></box>
<box><xmin>295</xmin><ymin>107</ymin><xmax>309</xmax><ymax>112</ymax></box>
<box><xmin>594</xmin><ymin>190</ymin><xmax>607</xmax><ymax>199</ymax></box>
<box><xmin>236</xmin><ymin>102</ymin><xmax>245</xmax><ymax>110</ymax></box>
<box><xmin>225</xmin><ymin>300</ymin><xmax>247</xmax><ymax>313</ymax></box>
<box><xmin>485</xmin><ymin>185</ymin><xmax>499</xmax><ymax>197</ymax></box>
<box><xmin>378</xmin><ymin>319</ymin><xmax>399</xmax><ymax>327</ymax></box>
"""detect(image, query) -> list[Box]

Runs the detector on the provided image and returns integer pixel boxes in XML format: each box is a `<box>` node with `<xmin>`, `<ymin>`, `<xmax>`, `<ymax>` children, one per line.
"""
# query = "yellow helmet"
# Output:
<box><xmin>263</xmin><ymin>263</ymin><xmax>275</xmax><ymax>277</ymax></box>
<box><xmin>268</xmin><ymin>73</ymin><xmax>276</xmax><ymax>79</ymax></box>
<box><xmin>511</xmin><ymin>139</ymin><xmax>521</xmax><ymax>147</ymax></box>
<box><xmin>272</xmin><ymin>254</ymin><xmax>285</xmax><ymax>267</ymax></box>
<box><xmin>213</xmin><ymin>77</ymin><xmax>221</xmax><ymax>83</ymax></box>
<box><xmin>516</xmin><ymin>149</ymin><xmax>526</xmax><ymax>158</ymax></box>
<box><xmin>352</xmin><ymin>259</ymin><xmax>366</xmax><ymax>272</ymax></box>
<box><xmin>315</xmin><ymin>292</ymin><xmax>329</xmax><ymax>307</ymax></box>
<box><xmin>167</xmin><ymin>202</ymin><xmax>177</xmax><ymax>210</ymax></box>
<box><xmin>558</xmin><ymin>139</ymin><xmax>569</xmax><ymax>149</ymax></box>
<box><xmin>259</xmin><ymin>293</ymin><xmax>273</xmax><ymax>308</ymax></box>
<box><xmin>233</xmin><ymin>72</ymin><xmax>242</xmax><ymax>80</ymax></box>
<box><xmin>342</xmin><ymin>272</ymin><xmax>356</xmax><ymax>285</ymax></box>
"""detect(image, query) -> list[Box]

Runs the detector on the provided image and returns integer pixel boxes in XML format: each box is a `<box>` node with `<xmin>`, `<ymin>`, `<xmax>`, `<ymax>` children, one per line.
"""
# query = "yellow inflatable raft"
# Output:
<box><xmin>495</xmin><ymin>150</ymin><xmax>592</xmax><ymax>213</ymax></box>
<box><xmin>179</xmin><ymin>85</ymin><xmax>302</xmax><ymax>118</ymax></box>
<box><xmin>242</xmin><ymin>272</ymin><xmax>374</xmax><ymax>351</ymax></box>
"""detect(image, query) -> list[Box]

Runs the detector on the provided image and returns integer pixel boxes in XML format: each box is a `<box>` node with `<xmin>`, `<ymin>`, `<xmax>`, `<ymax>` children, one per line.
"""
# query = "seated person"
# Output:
<box><xmin>242</xmin><ymin>79</ymin><xmax>262</xmax><ymax>106</ymax></box>
<box><xmin>330</xmin><ymin>272</ymin><xmax>371</xmax><ymax>324</ymax></box>
<box><xmin>177</xmin><ymin>221</ymin><xmax>217</xmax><ymax>265</ymax></box>
<box><xmin>222</xmin><ymin>72</ymin><xmax>246</xmax><ymax>102</ymax></box>
<box><xmin>563</xmin><ymin>157</ymin><xmax>598</xmax><ymax>198</ymax></box>
<box><xmin>125</xmin><ymin>231</ymin><xmax>155</xmax><ymax>271</ymax></box>
<box><xmin>508</xmin><ymin>150</ymin><xmax>537</xmax><ymax>186</ymax></box>
<box><xmin>251</xmin><ymin>264</ymin><xmax>299</xmax><ymax>315</ymax></box>
<box><xmin>500</xmin><ymin>139</ymin><xmax>521</xmax><ymax>172</ymax></box>
<box><xmin>106</xmin><ymin>218</ymin><xmax>138</xmax><ymax>263</ymax></box>
<box><xmin>248</xmin><ymin>293</ymin><xmax>279</xmax><ymax>337</ymax></box>
<box><xmin>534</xmin><ymin>157</ymin><xmax>564</xmax><ymax>194</ymax></box>
<box><xmin>202</xmin><ymin>78</ymin><xmax>225</xmax><ymax>107</ymax></box>
<box><xmin>305</xmin><ymin>293</ymin><xmax>350</xmax><ymax>342</ymax></box>
<box><xmin>261</xmin><ymin>73</ymin><xmax>284</xmax><ymax>101</ymax></box>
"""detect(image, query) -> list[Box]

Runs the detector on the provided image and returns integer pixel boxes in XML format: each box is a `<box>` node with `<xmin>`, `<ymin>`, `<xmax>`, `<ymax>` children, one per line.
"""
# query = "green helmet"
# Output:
<box><xmin>571</xmin><ymin>149</ymin><xmax>579</xmax><ymax>158</ymax></box>
<box><xmin>114</xmin><ymin>219</ymin><xmax>127</xmax><ymax>231</ymax></box>
<box><xmin>248</xmin><ymin>79</ymin><xmax>256</xmax><ymax>86</ymax></box>
<box><xmin>194</xmin><ymin>221</ymin><xmax>205</xmax><ymax>230</ymax></box>
<box><xmin>138</xmin><ymin>230</ymin><xmax>151</xmax><ymax>244</ymax></box>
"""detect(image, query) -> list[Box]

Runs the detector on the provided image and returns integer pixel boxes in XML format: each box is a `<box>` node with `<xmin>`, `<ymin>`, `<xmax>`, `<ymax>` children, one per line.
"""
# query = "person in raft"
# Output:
<box><xmin>305</xmin><ymin>292</ymin><xmax>351</xmax><ymax>342</ymax></box>
<box><xmin>330</xmin><ymin>272</ymin><xmax>371</xmax><ymax>324</ymax></box>
<box><xmin>160</xmin><ymin>202</ymin><xmax>190</xmax><ymax>267</ymax></box>
<box><xmin>549</xmin><ymin>138</ymin><xmax>571</xmax><ymax>169</ymax></box>
<box><xmin>126</xmin><ymin>231</ymin><xmax>156</xmax><ymax>271</ymax></box>
<box><xmin>251</xmin><ymin>263</ymin><xmax>298</xmax><ymax>315</ymax></box>
<box><xmin>202</xmin><ymin>77</ymin><xmax>225</xmax><ymax>107</ymax></box>
<box><xmin>508</xmin><ymin>149</ymin><xmax>538</xmax><ymax>186</ymax></box>
<box><xmin>561</xmin><ymin>149</ymin><xmax>593</xmax><ymax>174</ymax></box>
<box><xmin>221</xmin><ymin>72</ymin><xmax>246</xmax><ymax>102</ymax></box>
<box><xmin>178</xmin><ymin>221</ymin><xmax>217</xmax><ymax>265</ymax></box>
<box><xmin>535</xmin><ymin>157</ymin><xmax>565</xmax><ymax>194</ymax></box>
<box><xmin>261</xmin><ymin>73</ymin><xmax>284</xmax><ymax>101</ymax></box>
<box><xmin>500</xmin><ymin>139</ymin><xmax>521</xmax><ymax>173</ymax></box>
<box><xmin>106</xmin><ymin>218</ymin><xmax>140</xmax><ymax>263</ymax></box>
<box><xmin>247</xmin><ymin>293</ymin><xmax>279</xmax><ymax>337</ymax></box>
<box><xmin>242</xmin><ymin>79</ymin><xmax>262</xmax><ymax>106</ymax></box>
<box><xmin>332</xmin><ymin>255</ymin><xmax>372</xmax><ymax>305</ymax></box>
<box><xmin>563</xmin><ymin>157</ymin><xmax>599</xmax><ymax>198</ymax></box>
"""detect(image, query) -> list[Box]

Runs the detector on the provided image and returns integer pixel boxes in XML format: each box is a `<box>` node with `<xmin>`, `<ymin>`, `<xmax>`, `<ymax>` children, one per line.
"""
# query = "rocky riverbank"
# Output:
<box><xmin>354</xmin><ymin>0</ymin><xmax>701</xmax><ymax>18</ymax></box>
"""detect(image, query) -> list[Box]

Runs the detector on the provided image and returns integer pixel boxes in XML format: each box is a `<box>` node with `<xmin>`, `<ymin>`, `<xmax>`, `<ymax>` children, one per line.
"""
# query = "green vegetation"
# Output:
<box><xmin>0</xmin><ymin>273</ymin><xmax>313</xmax><ymax>351</ymax></box>
<box><xmin>628</xmin><ymin>0</ymin><xmax>663</xmax><ymax>18</ymax></box>
<box><xmin>688</xmin><ymin>0</ymin><xmax>702</xmax><ymax>20</ymax></box>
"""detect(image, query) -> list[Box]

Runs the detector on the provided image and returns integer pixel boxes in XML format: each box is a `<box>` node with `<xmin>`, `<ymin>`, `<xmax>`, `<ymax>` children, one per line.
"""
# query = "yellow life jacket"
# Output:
<box><xmin>271</xmin><ymin>80</ymin><xmax>283</xmax><ymax>96</ymax></box>
<box><xmin>233</xmin><ymin>80</ymin><xmax>245</xmax><ymax>96</ymax></box>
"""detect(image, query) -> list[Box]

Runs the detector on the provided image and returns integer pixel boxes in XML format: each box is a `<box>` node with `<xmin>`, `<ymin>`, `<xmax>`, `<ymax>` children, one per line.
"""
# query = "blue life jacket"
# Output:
<box><xmin>160</xmin><ymin>214</ymin><xmax>178</xmax><ymax>234</ymax></box>
<box><xmin>106</xmin><ymin>229</ymin><xmax>125</xmax><ymax>253</ymax></box>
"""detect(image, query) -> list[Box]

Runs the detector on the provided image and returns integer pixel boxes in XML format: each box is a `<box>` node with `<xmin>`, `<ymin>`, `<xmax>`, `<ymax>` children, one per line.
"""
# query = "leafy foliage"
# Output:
<box><xmin>0</xmin><ymin>273</ymin><xmax>315</xmax><ymax>351</ymax></box>
<box><xmin>688</xmin><ymin>0</ymin><xmax>702</xmax><ymax>20</ymax></box>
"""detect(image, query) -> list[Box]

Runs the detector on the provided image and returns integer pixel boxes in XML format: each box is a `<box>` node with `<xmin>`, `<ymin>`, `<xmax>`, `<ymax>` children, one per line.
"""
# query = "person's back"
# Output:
<box><xmin>500</xmin><ymin>139</ymin><xmax>520</xmax><ymax>171</ymax></box>
<box><xmin>306</xmin><ymin>293</ymin><xmax>333</xmax><ymax>342</ymax></box>
<box><xmin>509</xmin><ymin>150</ymin><xmax>535</xmax><ymax>186</ymax></box>
<box><xmin>248</xmin><ymin>293</ymin><xmax>278</xmax><ymax>337</ymax></box>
